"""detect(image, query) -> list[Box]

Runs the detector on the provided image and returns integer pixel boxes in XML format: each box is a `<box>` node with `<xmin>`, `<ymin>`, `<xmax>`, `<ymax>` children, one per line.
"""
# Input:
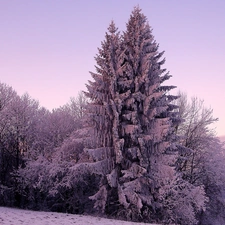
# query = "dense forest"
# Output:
<box><xmin>0</xmin><ymin>7</ymin><xmax>225</xmax><ymax>225</ymax></box>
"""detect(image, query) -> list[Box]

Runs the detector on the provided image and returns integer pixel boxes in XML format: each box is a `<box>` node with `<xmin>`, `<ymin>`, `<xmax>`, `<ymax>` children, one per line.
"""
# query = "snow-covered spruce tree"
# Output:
<box><xmin>85</xmin><ymin>21</ymin><xmax>120</xmax><ymax>148</ymax></box>
<box><xmin>81</xmin><ymin>7</ymin><xmax>206</xmax><ymax>224</ymax></box>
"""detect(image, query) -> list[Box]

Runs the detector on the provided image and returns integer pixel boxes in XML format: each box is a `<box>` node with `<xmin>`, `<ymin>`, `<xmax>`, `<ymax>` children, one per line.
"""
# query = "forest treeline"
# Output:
<box><xmin>0</xmin><ymin>7</ymin><xmax>225</xmax><ymax>225</ymax></box>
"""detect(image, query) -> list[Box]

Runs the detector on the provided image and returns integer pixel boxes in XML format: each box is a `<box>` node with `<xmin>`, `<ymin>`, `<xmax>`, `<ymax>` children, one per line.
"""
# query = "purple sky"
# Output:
<box><xmin>1</xmin><ymin>0</ymin><xmax>224</xmax><ymax>136</ymax></box>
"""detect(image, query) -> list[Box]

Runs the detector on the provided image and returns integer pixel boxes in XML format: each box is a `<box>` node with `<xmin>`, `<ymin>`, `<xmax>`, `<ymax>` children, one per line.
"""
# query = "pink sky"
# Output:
<box><xmin>0</xmin><ymin>0</ymin><xmax>224</xmax><ymax>136</ymax></box>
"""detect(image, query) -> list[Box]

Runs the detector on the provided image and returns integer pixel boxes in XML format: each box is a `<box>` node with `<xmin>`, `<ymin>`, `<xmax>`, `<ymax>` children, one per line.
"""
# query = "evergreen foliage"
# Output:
<box><xmin>83</xmin><ymin>7</ymin><xmax>206</xmax><ymax>224</ymax></box>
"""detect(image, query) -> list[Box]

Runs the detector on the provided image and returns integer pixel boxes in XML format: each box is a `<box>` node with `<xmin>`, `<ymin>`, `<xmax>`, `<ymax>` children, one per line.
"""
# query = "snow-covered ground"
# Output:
<box><xmin>0</xmin><ymin>207</ymin><xmax>159</xmax><ymax>225</ymax></box>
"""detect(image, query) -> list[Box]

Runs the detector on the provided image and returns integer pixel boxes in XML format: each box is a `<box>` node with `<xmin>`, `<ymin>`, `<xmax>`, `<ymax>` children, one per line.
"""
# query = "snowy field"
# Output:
<box><xmin>0</xmin><ymin>207</ymin><xmax>159</xmax><ymax>225</ymax></box>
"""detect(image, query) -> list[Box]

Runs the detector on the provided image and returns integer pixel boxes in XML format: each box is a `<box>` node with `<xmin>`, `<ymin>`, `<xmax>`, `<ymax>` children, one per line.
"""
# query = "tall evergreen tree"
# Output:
<box><xmin>82</xmin><ymin>7</ymin><xmax>206</xmax><ymax>224</ymax></box>
<box><xmin>85</xmin><ymin>21</ymin><xmax>120</xmax><ymax>148</ymax></box>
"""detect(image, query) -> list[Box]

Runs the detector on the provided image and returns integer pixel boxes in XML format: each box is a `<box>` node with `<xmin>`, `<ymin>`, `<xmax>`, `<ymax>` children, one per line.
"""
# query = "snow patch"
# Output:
<box><xmin>0</xmin><ymin>207</ymin><xmax>159</xmax><ymax>225</ymax></box>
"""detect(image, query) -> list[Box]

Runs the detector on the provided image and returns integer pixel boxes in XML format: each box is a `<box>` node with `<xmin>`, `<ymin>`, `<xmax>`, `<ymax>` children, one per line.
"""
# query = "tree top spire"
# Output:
<box><xmin>108</xmin><ymin>20</ymin><xmax>118</xmax><ymax>34</ymax></box>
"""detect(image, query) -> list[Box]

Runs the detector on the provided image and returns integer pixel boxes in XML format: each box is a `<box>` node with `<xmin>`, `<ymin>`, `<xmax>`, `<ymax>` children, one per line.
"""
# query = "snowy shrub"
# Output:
<box><xmin>51</xmin><ymin>127</ymin><xmax>97</xmax><ymax>163</ymax></box>
<box><xmin>159</xmin><ymin>176</ymin><xmax>207</xmax><ymax>224</ymax></box>
<box><xmin>15</xmin><ymin>155</ymin><xmax>101</xmax><ymax>213</ymax></box>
